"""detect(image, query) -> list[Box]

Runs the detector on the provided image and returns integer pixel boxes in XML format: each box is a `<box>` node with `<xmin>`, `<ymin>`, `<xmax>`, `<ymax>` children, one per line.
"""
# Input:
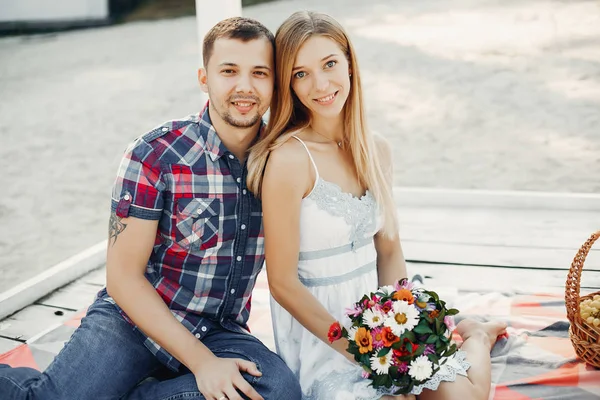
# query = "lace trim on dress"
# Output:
<box><xmin>307</xmin><ymin>179</ymin><xmax>377</xmax><ymax>249</ymax></box>
<box><xmin>410</xmin><ymin>350</ymin><xmax>471</xmax><ymax>395</ymax></box>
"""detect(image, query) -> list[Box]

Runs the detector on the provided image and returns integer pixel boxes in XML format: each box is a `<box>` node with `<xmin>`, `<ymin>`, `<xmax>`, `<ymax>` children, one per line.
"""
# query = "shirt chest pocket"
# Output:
<box><xmin>175</xmin><ymin>198</ymin><xmax>221</xmax><ymax>251</ymax></box>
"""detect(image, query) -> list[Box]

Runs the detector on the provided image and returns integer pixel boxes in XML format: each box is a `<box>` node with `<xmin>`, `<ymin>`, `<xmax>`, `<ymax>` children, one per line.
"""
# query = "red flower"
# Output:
<box><xmin>381</xmin><ymin>326</ymin><xmax>400</xmax><ymax>347</ymax></box>
<box><xmin>328</xmin><ymin>321</ymin><xmax>343</xmax><ymax>343</ymax></box>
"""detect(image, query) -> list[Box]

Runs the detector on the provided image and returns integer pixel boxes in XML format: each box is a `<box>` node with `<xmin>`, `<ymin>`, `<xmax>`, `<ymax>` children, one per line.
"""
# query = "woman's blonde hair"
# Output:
<box><xmin>247</xmin><ymin>10</ymin><xmax>397</xmax><ymax>237</ymax></box>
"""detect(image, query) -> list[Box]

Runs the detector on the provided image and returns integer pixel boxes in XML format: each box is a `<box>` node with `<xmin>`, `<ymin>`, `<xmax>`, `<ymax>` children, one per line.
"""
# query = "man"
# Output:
<box><xmin>0</xmin><ymin>17</ymin><xmax>301</xmax><ymax>400</ymax></box>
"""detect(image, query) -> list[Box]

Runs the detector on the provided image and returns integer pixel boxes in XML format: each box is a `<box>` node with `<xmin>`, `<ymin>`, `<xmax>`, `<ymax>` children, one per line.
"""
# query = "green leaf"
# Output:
<box><xmin>392</xmin><ymin>341</ymin><xmax>404</xmax><ymax>350</ymax></box>
<box><xmin>406</xmin><ymin>342</ymin><xmax>413</xmax><ymax>353</ymax></box>
<box><xmin>447</xmin><ymin>308</ymin><xmax>459</xmax><ymax>316</ymax></box>
<box><xmin>435</xmin><ymin>318</ymin><xmax>442</xmax><ymax>334</ymax></box>
<box><xmin>403</xmin><ymin>330</ymin><xmax>417</xmax><ymax>342</ymax></box>
<box><xmin>413</xmin><ymin>324</ymin><xmax>434</xmax><ymax>334</ymax></box>
<box><xmin>377</xmin><ymin>347</ymin><xmax>391</xmax><ymax>357</ymax></box>
<box><xmin>426</xmin><ymin>335</ymin><xmax>438</xmax><ymax>344</ymax></box>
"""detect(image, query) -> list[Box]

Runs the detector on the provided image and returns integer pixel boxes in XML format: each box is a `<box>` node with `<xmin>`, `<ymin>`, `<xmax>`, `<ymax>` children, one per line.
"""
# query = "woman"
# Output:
<box><xmin>247</xmin><ymin>11</ymin><xmax>506</xmax><ymax>400</ymax></box>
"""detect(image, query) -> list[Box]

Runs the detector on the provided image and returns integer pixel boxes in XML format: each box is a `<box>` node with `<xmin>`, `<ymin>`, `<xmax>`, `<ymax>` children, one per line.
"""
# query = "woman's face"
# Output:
<box><xmin>290</xmin><ymin>35</ymin><xmax>351</xmax><ymax>121</ymax></box>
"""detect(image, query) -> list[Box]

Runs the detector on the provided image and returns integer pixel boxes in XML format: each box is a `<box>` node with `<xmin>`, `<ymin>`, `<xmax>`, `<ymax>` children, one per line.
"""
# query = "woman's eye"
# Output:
<box><xmin>294</xmin><ymin>71</ymin><xmax>306</xmax><ymax>79</ymax></box>
<box><xmin>325</xmin><ymin>60</ymin><xmax>337</xmax><ymax>68</ymax></box>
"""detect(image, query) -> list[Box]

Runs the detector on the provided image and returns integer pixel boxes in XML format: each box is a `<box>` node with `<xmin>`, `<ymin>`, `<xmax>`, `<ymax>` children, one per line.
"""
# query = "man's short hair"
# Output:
<box><xmin>203</xmin><ymin>17</ymin><xmax>275</xmax><ymax>67</ymax></box>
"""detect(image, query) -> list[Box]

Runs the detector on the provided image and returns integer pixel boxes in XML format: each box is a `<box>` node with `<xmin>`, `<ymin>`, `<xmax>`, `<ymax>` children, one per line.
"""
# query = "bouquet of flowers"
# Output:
<box><xmin>327</xmin><ymin>278</ymin><xmax>459</xmax><ymax>395</ymax></box>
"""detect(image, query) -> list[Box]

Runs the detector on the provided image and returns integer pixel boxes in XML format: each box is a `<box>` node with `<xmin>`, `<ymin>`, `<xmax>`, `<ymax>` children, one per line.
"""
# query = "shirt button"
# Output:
<box><xmin>230</xmin><ymin>289</ymin><xmax>236</xmax><ymax>294</ymax></box>
<box><xmin>242</xmin><ymin>189</ymin><xmax>247</xmax><ymax>195</ymax></box>
<box><xmin>201</xmin><ymin>326</ymin><xmax>207</xmax><ymax>332</ymax></box>
<box><xmin>228</xmin><ymin>154</ymin><xmax>235</xmax><ymax>159</ymax></box>
<box><xmin>241</xmin><ymin>224</ymin><xmax>246</xmax><ymax>230</ymax></box>
<box><xmin>236</xmin><ymin>177</ymin><xmax>241</xmax><ymax>183</ymax></box>
<box><xmin>123</xmin><ymin>194</ymin><xmax>131</xmax><ymax>201</ymax></box>
<box><xmin>194</xmin><ymin>333</ymin><xmax>201</xmax><ymax>338</ymax></box>
<box><xmin>161</xmin><ymin>127</ymin><xmax>168</xmax><ymax>132</ymax></box>
<box><xmin>236</xmin><ymin>256</ymin><xmax>242</xmax><ymax>262</ymax></box>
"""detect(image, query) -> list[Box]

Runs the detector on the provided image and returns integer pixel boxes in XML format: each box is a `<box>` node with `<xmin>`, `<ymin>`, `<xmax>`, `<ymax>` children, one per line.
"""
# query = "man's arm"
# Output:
<box><xmin>105</xmin><ymin>212</ymin><xmax>263</xmax><ymax>400</ymax></box>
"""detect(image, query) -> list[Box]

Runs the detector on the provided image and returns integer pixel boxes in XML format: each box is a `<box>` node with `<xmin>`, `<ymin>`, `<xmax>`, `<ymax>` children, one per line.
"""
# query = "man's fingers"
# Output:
<box><xmin>223</xmin><ymin>385</ymin><xmax>243</xmax><ymax>400</ymax></box>
<box><xmin>234</xmin><ymin>375</ymin><xmax>263</xmax><ymax>400</ymax></box>
<box><xmin>236</xmin><ymin>359</ymin><xmax>262</xmax><ymax>377</ymax></box>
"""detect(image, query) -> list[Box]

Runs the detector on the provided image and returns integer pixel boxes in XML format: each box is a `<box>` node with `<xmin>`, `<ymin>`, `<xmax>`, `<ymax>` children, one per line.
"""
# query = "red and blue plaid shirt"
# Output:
<box><xmin>99</xmin><ymin>107</ymin><xmax>265</xmax><ymax>371</ymax></box>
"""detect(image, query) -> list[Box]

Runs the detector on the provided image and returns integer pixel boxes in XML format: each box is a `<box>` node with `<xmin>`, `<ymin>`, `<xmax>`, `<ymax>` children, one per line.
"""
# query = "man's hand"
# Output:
<box><xmin>194</xmin><ymin>356</ymin><xmax>264</xmax><ymax>400</ymax></box>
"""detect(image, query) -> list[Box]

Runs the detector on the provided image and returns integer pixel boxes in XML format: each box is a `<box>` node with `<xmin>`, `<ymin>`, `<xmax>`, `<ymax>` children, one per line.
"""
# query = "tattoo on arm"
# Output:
<box><xmin>109</xmin><ymin>211</ymin><xmax>127</xmax><ymax>246</ymax></box>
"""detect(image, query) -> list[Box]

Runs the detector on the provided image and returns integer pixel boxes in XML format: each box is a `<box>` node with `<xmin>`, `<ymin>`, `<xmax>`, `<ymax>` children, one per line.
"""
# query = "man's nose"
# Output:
<box><xmin>235</xmin><ymin>73</ymin><xmax>253</xmax><ymax>93</ymax></box>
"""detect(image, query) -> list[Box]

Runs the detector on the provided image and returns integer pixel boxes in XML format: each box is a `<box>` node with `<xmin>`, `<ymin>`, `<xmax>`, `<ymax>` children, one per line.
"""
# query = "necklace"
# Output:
<box><xmin>313</xmin><ymin>128</ymin><xmax>343</xmax><ymax>148</ymax></box>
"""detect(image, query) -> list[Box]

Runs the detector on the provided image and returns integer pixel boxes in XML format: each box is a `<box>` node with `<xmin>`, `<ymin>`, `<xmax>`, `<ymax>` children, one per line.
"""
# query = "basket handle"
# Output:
<box><xmin>565</xmin><ymin>231</ymin><xmax>600</xmax><ymax>324</ymax></box>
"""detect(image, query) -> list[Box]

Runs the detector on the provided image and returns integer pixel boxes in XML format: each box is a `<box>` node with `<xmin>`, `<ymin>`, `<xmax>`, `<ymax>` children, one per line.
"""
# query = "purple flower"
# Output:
<box><xmin>397</xmin><ymin>362</ymin><xmax>409</xmax><ymax>373</ymax></box>
<box><xmin>424</xmin><ymin>344</ymin><xmax>436</xmax><ymax>355</ymax></box>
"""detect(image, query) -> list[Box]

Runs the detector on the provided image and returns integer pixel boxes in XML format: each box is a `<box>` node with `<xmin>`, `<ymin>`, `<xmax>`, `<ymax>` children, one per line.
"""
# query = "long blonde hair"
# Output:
<box><xmin>247</xmin><ymin>11</ymin><xmax>397</xmax><ymax>237</ymax></box>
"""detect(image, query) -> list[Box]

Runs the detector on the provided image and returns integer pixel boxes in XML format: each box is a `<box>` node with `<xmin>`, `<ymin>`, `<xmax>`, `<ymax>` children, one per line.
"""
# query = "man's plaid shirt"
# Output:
<box><xmin>99</xmin><ymin>107</ymin><xmax>264</xmax><ymax>371</ymax></box>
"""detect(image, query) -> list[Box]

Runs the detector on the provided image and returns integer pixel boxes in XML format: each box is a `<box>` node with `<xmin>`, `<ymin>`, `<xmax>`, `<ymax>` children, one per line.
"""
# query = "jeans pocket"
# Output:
<box><xmin>174</xmin><ymin>197</ymin><xmax>221</xmax><ymax>251</ymax></box>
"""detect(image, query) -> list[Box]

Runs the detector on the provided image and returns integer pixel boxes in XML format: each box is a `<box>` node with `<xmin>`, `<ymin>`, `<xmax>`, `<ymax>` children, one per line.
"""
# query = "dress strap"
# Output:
<box><xmin>292</xmin><ymin>136</ymin><xmax>320</xmax><ymax>181</ymax></box>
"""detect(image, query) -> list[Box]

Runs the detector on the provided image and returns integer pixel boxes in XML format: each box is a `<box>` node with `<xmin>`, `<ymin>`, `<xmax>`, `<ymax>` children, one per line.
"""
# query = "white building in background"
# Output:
<box><xmin>0</xmin><ymin>0</ymin><xmax>110</xmax><ymax>29</ymax></box>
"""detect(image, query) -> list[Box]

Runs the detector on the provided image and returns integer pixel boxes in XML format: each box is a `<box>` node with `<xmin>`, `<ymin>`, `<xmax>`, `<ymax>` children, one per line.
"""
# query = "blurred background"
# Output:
<box><xmin>0</xmin><ymin>0</ymin><xmax>599</xmax><ymax>292</ymax></box>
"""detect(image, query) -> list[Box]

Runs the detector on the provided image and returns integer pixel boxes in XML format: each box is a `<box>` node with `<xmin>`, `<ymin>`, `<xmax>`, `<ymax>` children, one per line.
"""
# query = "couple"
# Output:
<box><xmin>0</xmin><ymin>12</ymin><xmax>505</xmax><ymax>400</ymax></box>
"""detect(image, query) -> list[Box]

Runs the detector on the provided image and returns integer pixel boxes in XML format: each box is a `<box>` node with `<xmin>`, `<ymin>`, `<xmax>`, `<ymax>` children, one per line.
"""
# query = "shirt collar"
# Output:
<box><xmin>199</xmin><ymin>102</ymin><xmax>266</xmax><ymax>163</ymax></box>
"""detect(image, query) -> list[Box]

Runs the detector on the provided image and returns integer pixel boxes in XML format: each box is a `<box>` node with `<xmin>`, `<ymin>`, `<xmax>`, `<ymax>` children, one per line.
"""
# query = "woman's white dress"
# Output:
<box><xmin>270</xmin><ymin>137</ymin><xmax>470</xmax><ymax>399</ymax></box>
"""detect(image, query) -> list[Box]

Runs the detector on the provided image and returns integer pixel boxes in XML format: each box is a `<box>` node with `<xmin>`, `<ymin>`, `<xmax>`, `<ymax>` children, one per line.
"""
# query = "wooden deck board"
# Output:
<box><xmin>36</xmin><ymin>281</ymin><xmax>101</xmax><ymax>311</ymax></box>
<box><xmin>0</xmin><ymin>305</ymin><xmax>74</xmax><ymax>341</ymax></box>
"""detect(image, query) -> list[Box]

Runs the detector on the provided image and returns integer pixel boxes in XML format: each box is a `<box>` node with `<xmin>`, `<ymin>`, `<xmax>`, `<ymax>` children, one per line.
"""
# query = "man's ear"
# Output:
<box><xmin>197</xmin><ymin>68</ymin><xmax>208</xmax><ymax>93</ymax></box>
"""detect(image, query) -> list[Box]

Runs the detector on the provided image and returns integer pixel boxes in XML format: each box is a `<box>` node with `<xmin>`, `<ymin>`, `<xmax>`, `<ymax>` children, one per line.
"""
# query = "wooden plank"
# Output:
<box><xmin>82</xmin><ymin>266</ymin><xmax>106</xmax><ymax>286</ymax></box>
<box><xmin>402</xmin><ymin>240</ymin><xmax>600</xmax><ymax>271</ymax></box>
<box><xmin>397</xmin><ymin>207</ymin><xmax>599</xmax><ymax>250</ymax></box>
<box><xmin>36</xmin><ymin>281</ymin><xmax>99</xmax><ymax>311</ymax></box>
<box><xmin>0</xmin><ymin>305</ymin><xmax>75</xmax><ymax>341</ymax></box>
<box><xmin>0</xmin><ymin>240</ymin><xmax>106</xmax><ymax>320</ymax></box>
<box><xmin>394</xmin><ymin>187</ymin><xmax>600</xmax><ymax>212</ymax></box>
<box><xmin>405</xmin><ymin>262</ymin><xmax>588</xmax><ymax>294</ymax></box>
<box><xmin>0</xmin><ymin>336</ymin><xmax>22</xmax><ymax>353</ymax></box>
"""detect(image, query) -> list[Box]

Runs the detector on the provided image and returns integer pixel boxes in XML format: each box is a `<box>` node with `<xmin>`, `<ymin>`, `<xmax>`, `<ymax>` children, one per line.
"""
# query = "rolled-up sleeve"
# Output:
<box><xmin>111</xmin><ymin>138</ymin><xmax>164</xmax><ymax>220</ymax></box>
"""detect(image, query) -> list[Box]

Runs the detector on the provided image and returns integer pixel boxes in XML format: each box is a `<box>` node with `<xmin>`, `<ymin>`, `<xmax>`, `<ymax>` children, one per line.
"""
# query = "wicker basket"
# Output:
<box><xmin>565</xmin><ymin>231</ymin><xmax>600</xmax><ymax>368</ymax></box>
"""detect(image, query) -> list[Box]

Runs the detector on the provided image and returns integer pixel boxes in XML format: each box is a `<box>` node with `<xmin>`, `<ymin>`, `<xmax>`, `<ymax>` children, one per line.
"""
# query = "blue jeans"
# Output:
<box><xmin>0</xmin><ymin>299</ymin><xmax>301</xmax><ymax>400</ymax></box>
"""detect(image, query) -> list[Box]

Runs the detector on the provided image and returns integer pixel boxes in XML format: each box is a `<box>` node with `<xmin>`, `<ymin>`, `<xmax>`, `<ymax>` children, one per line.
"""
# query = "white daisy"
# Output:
<box><xmin>370</xmin><ymin>351</ymin><xmax>393</xmax><ymax>375</ymax></box>
<box><xmin>362</xmin><ymin>308</ymin><xmax>385</xmax><ymax>329</ymax></box>
<box><xmin>408</xmin><ymin>355</ymin><xmax>433</xmax><ymax>381</ymax></box>
<box><xmin>346</xmin><ymin>326</ymin><xmax>359</xmax><ymax>342</ymax></box>
<box><xmin>384</xmin><ymin>300</ymin><xmax>419</xmax><ymax>336</ymax></box>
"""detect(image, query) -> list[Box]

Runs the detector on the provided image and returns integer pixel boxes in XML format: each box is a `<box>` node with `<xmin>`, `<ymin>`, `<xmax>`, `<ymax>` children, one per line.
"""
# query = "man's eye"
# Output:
<box><xmin>222</xmin><ymin>69</ymin><xmax>235</xmax><ymax>74</ymax></box>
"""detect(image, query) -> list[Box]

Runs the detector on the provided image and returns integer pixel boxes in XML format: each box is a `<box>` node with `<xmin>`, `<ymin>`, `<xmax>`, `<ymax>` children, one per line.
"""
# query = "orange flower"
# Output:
<box><xmin>429</xmin><ymin>310</ymin><xmax>440</xmax><ymax>319</ymax></box>
<box><xmin>356</xmin><ymin>327</ymin><xmax>373</xmax><ymax>354</ymax></box>
<box><xmin>381</xmin><ymin>326</ymin><xmax>400</xmax><ymax>347</ymax></box>
<box><xmin>393</xmin><ymin>289</ymin><xmax>415</xmax><ymax>305</ymax></box>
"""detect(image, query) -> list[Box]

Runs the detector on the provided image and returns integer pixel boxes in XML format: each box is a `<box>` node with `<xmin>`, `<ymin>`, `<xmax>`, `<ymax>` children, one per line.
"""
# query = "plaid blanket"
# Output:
<box><xmin>1</xmin><ymin>272</ymin><xmax>599</xmax><ymax>399</ymax></box>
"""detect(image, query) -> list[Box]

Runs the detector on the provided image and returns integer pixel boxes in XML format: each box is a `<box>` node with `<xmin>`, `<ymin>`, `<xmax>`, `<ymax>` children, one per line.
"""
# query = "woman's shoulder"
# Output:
<box><xmin>268</xmin><ymin>133</ymin><xmax>310</xmax><ymax>167</ymax></box>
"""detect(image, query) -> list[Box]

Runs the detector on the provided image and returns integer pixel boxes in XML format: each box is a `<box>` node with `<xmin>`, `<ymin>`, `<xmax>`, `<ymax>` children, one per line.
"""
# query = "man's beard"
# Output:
<box><xmin>208</xmin><ymin>87</ymin><xmax>262</xmax><ymax>128</ymax></box>
<box><xmin>221</xmin><ymin>108</ymin><xmax>261</xmax><ymax>128</ymax></box>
